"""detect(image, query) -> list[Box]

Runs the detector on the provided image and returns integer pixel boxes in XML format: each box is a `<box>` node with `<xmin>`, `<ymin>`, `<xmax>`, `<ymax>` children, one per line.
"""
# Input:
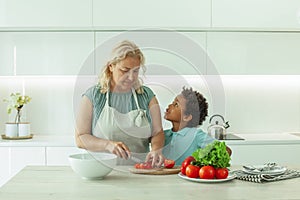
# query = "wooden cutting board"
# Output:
<box><xmin>129</xmin><ymin>166</ymin><xmax>181</xmax><ymax>175</ymax></box>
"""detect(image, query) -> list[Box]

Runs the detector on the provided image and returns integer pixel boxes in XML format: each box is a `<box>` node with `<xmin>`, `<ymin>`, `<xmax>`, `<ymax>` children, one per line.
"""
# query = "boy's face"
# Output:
<box><xmin>164</xmin><ymin>94</ymin><xmax>187</xmax><ymax>122</ymax></box>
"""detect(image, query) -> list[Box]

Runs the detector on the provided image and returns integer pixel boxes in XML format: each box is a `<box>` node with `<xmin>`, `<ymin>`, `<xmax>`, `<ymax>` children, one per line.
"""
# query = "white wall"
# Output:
<box><xmin>0</xmin><ymin>0</ymin><xmax>300</xmax><ymax>135</ymax></box>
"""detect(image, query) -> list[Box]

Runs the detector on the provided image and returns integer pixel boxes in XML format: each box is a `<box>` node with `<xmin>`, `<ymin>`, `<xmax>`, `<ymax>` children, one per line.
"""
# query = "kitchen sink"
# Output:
<box><xmin>288</xmin><ymin>133</ymin><xmax>300</xmax><ymax>137</ymax></box>
<box><xmin>217</xmin><ymin>133</ymin><xmax>244</xmax><ymax>140</ymax></box>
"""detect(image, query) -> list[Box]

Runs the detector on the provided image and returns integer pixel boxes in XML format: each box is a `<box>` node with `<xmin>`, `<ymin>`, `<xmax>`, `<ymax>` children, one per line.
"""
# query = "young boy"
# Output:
<box><xmin>162</xmin><ymin>87</ymin><xmax>231</xmax><ymax>165</ymax></box>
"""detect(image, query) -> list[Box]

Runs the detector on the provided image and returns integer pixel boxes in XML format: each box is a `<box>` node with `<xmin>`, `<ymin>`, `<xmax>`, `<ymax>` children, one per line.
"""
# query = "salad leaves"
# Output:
<box><xmin>192</xmin><ymin>140</ymin><xmax>230</xmax><ymax>168</ymax></box>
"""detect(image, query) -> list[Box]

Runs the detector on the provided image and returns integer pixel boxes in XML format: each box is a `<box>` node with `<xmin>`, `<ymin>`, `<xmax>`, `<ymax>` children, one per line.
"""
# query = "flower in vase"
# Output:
<box><xmin>3</xmin><ymin>92</ymin><xmax>32</xmax><ymax>123</ymax></box>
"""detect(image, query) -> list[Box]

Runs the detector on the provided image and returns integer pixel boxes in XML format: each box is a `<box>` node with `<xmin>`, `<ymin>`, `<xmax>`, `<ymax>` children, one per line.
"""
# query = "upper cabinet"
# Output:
<box><xmin>0</xmin><ymin>0</ymin><xmax>92</xmax><ymax>27</ymax></box>
<box><xmin>95</xmin><ymin>31</ymin><xmax>207</xmax><ymax>75</ymax></box>
<box><xmin>0</xmin><ymin>32</ymin><xmax>94</xmax><ymax>75</ymax></box>
<box><xmin>212</xmin><ymin>0</ymin><xmax>300</xmax><ymax>28</ymax></box>
<box><xmin>93</xmin><ymin>0</ymin><xmax>211</xmax><ymax>28</ymax></box>
<box><xmin>207</xmin><ymin>32</ymin><xmax>300</xmax><ymax>75</ymax></box>
<box><xmin>1</xmin><ymin>0</ymin><xmax>300</xmax><ymax>29</ymax></box>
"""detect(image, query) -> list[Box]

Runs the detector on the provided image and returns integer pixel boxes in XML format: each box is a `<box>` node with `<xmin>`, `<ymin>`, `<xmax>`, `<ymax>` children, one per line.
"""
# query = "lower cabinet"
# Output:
<box><xmin>0</xmin><ymin>147</ymin><xmax>45</xmax><ymax>187</ymax></box>
<box><xmin>10</xmin><ymin>147</ymin><xmax>46</xmax><ymax>177</ymax></box>
<box><xmin>46</xmin><ymin>147</ymin><xmax>86</xmax><ymax>166</ymax></box>
<box><xmin>230</xmin><ymin>144</ymin><xmax>300</xmax><ymax>165</ymax></box>
<box><xmin>1</xmin><ymin>143</ymin><xmax>299</xmax><ymax>187</ymax></box>
<box><xmin>0</xmin><ymin>147</ymin><xmax>10</xmax><ymax>187</ymax></box>
<box><xmin>0</xmin><ymin>146</ymin><xmax>85</xmax><ymax>187</ymax></box>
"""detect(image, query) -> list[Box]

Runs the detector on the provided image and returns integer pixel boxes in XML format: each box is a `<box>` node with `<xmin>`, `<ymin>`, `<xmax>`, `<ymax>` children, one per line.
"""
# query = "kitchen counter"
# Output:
<box><xmin>0</xmin><ymin>165</ymin><xmax>300</xmax><ymax>200</ymax></box>
<box><xmin>0</xmin><ymin>135</ymin><xmax>77</xmax><ymax>147</ymax></box>
<box><xmin>1</xmin><ymin>133</ymin><xmax>300</xmax><ymax>147</ymax></box>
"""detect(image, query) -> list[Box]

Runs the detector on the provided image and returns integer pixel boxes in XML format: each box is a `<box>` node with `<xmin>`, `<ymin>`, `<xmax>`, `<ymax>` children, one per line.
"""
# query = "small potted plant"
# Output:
<box><xmin>3</xmin><ymin>92</ymin><xmax>32</xmax><ymax>137</ymax></box>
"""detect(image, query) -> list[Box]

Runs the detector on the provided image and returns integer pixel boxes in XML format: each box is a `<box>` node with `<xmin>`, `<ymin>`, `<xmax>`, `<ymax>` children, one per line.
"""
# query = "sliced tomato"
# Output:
<box><xmin>134</xmin><ymin>163</ymin><xmax>141</xmax><ymax>169</ymax></box>
<box><xmin>215</xmin><ymin>168</ymin><xmax>229</xmax><ymax>179</ymax></box>
<box><xmin>185</xmin><ymin>164</ymin><xmax>200</xmax><ymax>178</ymax></box>
<box><xmin>199</xmin><ymin>166</ymin><xmax>216</xmax><ymax>179</ymax></box>
<box><xmin>134</xmin><ymin>162</ymin><xmax>153</xmax><ymax>169</ymax></box>
<box><xmin>164</xmin><ymin>159</ymin><xmax>175</xmax><ymax>168</ymax></box>
<box><xmin>141</xmin><ymin>162</ymin><xmax>152</xmax><ymax>169</ymax></box>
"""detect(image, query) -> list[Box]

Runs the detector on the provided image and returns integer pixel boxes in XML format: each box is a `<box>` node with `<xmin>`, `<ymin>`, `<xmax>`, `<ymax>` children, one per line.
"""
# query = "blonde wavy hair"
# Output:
<box><xmin>98</xmin><ymin>40</ymin><xmax>146</xmax><ymax>94</ymax></box>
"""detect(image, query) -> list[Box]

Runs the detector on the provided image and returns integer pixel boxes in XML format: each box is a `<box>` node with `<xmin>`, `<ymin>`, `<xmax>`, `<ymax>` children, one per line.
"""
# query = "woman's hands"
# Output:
<box><xmin>105</xmin><ymin>141</ymin><xmax>131</xmax><ymax>159</ymax></box>
<box><xmin>146</xmin><ymin>150</ymin><xmax>164</xmax><ymax>167</ymax></box>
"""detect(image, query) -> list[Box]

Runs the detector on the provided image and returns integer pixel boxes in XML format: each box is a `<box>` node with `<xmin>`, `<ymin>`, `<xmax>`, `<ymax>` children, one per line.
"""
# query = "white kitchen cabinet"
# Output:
<box><xmin>0</xmin><ymin>147</ymin><xmax>10</xmax><ymax>187</ymax></box>
<box><xmin>207</xmin><ymin>32</ymin><xmax>300</xmax><ymax>75</ymax></box>
<box><xmin>93</xmin><ymin>0</ymin><xmax>211</xmax><ymax>28</ymax></box>
<box><xmin>10</xmin><ymin>147</ymin><xmax>45</xmax><ymax>178</ymax></box>
<box><xmin>95</xmin><ymin>32</ymin><xmax>207</xmax><ymax>75</ymax></box>
<box><xmin>0</xmin><ymin>33</ymin><xmax>14</xmax><ymax>76</ymax></box>
<box><xmin>0</xmin><ymin>32</ymin><xmax>94</xmax><ymax>75</ymax></box>
<box><xmin>212</xmin><ymin>0</ymin><xmax>300</xmax><ymax>28</ymax></box>
<box><xmin>230</xmin><ymin>144</ymin><xmax>300</xmax><ymax>165</ymax></box>
<box><xmin>46</xmin><ymin>147</ymin><xmax>86</xmax><ymax>166</ymax></box>
<box><xmin>0</xmin><ymin>0</ymin><xmax>92</xmax><ymax>27</ymax></box>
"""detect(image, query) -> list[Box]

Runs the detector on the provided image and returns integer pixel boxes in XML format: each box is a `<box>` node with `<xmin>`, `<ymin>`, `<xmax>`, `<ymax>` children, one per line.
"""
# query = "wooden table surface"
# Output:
<box><xmin>0</xmin><ymin>165</ymin><xmax>300</xmax><ymax>200</ymax></box>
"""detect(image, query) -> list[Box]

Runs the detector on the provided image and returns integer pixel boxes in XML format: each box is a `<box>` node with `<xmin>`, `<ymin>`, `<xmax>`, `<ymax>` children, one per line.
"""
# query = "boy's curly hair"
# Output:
<box><xmin>181</xmin><ymin>87</ymin><xmax>208</xmax><ymax>127</ymax></box>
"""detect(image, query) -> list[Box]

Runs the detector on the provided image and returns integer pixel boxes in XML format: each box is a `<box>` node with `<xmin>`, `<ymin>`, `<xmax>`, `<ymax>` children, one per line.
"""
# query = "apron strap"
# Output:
<box><xmin>106</xmin><ymin>87</ymin><xmax>141</xmax><ymax>110</ymax></box>
<box><xmin>131</xmin><ymin>88</ymin><xmax>141</xmax><ymax>110</ymax></box>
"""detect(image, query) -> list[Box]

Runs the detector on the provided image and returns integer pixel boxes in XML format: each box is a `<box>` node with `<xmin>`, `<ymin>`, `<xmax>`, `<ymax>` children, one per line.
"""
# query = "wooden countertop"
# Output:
<box><xmin>0</xmin><ymin>166</ymin><xmax>300</xmax><ymax>200</ymax></box>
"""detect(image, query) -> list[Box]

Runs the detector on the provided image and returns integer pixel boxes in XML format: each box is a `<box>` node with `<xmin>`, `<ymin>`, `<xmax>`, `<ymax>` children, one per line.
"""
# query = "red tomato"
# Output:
<box><xmin>180</xmin><ymin>166</ymin><xmax>186</xmax><ymax>175</ymax></box>
<box><xmin>185</xmin><ymin>165</ymin><xmax>200</xmax><ymax>178</ymax></box>
<box><xmin>134</xmin><ymin>162</ymin><xmax>152</xmax><ymax>169</ymax></box>
<box><xmin>215</xmin><ymin>168</ymin><xmax>229</xmax><ymax>179</ymax></box>
<box><xmin>181</xmin><ymin>156</ymin><xmax>196</xmax><ymax>175</ymax></box>
<box><xmin>134</xmin><ymin>163</ymin><xmax>141</xmax><ymax>169</ymax></box>
<box><xmin>199</xmin><ymin>166</ymin><xmax>216</xmax><ymax>179</ymax></box>
<box><xmin>164</xmin><ymin>159</ymin><xmax>175</xmax><ymax>168</ymax></box>
<box><xmin>181</xmin><ymin>156</ymin><xmax>196</xmax><ymax>169</ymax></box>
<box><xmin>141</xmin><ymin>162</ymin><xmax>152</xmax><ymax>169</ymax></box>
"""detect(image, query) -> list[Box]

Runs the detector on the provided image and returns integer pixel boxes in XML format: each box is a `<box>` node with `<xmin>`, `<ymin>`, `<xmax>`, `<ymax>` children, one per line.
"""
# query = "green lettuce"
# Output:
<box><xmin>192</xmin><ymin>140</ymin><xmax>230</xmax><ymax>168</ymax></box>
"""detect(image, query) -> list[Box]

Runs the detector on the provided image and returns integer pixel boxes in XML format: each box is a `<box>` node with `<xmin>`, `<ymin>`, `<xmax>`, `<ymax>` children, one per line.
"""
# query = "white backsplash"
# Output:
<box><xmin>1</xmin><ymin>75</ymin><xmax>299</xmax><ymax>135</ymax></box>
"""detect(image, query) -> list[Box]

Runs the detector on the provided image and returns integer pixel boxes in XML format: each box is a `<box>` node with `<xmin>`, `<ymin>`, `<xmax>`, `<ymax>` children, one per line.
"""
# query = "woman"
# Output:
<box><xmin>75</xmin><ymin>40</ymin><xmax>164</xmax><ymax>166</ymax></box>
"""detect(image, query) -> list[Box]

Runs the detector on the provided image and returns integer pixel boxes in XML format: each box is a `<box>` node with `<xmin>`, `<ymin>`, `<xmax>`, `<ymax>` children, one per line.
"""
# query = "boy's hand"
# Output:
<box><xmin>145</xmin><ymin>151</ymin><xmax>164</xmax><ymax>167</ymax></box>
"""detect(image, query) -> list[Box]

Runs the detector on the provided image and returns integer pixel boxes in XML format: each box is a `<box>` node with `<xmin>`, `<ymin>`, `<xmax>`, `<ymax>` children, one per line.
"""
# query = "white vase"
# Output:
<box><xmin>18</xmin><ymin>122</ymin><xmax>31</xmax><ymax>137</ymax></box>
<box><xmin>5</xmin><ymin>123</ymin><xmax>18</xmax><ymax>137</ymax></box>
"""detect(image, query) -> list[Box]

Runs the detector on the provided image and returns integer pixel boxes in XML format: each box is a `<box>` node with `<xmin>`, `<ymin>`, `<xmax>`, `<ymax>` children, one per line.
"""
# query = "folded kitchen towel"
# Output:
<box><xmin>233</xmin><ymin>169</ymin><xmax>300</xmax><ymax>183</ymax></box>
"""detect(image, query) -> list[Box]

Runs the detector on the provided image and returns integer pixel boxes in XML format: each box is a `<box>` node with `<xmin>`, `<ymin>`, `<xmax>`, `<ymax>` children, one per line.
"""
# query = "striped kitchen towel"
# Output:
<box><xmin>233</xmin><ymin>169</ymin><xmax>300</xmax><ymax>183</ymax></box>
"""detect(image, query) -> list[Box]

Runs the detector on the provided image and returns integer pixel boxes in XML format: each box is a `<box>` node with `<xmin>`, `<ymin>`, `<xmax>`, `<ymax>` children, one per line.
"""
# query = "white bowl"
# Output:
<box><xmin>69</xmin><ymin>153</ymin><xmax>117</xmax><ymax>179</ymax></box>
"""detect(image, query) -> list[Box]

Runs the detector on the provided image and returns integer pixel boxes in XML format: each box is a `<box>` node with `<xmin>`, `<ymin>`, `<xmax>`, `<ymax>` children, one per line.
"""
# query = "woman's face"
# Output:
<box><xmin>164</xmin><ymin>94</ymin><xmax>187</xmax><ymax>122</ymax></box>
<box><xmin>109</xmin><ymin>56</ymin><xmax>140</xmax><ymax>92</ymax></box>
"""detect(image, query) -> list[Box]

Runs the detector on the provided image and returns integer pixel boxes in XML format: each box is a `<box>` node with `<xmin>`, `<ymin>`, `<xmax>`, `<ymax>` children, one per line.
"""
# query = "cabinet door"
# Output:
<box><xmin>95</xmin><ymin>32</ymin><xmax>207</xmax><ymax>75</ymax></box>
<box><xmin>207</xmin><ymin>32</ymin><xmax>300</xmax><ymax>75</ymax></box>
<box><xmin>212</xmin><ymin>0</ymin><xmax>300</xmax><ymax>28</ymax></box>
<box><xmin>93</xmin><ymin>0</ymin><xmax>211</xmax><ymax>28</ymax></box>
<box><xmin>46</xmin><ymin>147</ymin><xmax>86</xmax><ymax>166</ymax></box>
<box><xmin>0</xmin><ymin>147</ymin><xmax>10</xmax><ymax>187</ymax></box>
<box><xmin>0</xmin><ymin>32</ymin><xmax>94</xmax><ymax>75</ymax></box>
<box><xmin>0</xmin><ymin>0</ymin><xmax>92</xmax><ymax>27</ymax></box>
<box><xmin>10</xmin><ymin>147</ymin><xmax>45</xmax><ymax>177</ymax></box>
<box><xmin>230</xmin><ymin>144</ymin><xmax>300</xmax><ymax>165</ymax></box>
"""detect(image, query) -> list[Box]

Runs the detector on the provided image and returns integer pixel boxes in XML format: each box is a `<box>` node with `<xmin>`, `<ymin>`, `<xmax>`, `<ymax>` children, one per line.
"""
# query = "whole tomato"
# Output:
<box><xmin>185</xmin><ymin>164</ymin><xmax>200</xmax><ymax>178</ymax></box>
<box><xmin>215</xmin><ymin>168</ymin><xmax>229</xmax><ymax>179</ymax></box>
<box><xmin>180</xmin><ymin>166</ymin><xmax>186</xmax><ymax>175</ymax></box>
<box><xmin>164</xmin><ymin>159</ymin><xmax>175</xmax><ymax>168</ymax></box>
<box><xmin>181</xmin><ymin>156</ymin><xmax>196</xmax><ymax>175</ymax></box>
<box><xmin>181</xmin><ymin>156</ymin><xmax>196</xmax><ymax>168</ymax></box>
<box><xmin>199</xmin><ymin>166</ymin><xmax>216</xmax><ymax>179</ymax></box>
